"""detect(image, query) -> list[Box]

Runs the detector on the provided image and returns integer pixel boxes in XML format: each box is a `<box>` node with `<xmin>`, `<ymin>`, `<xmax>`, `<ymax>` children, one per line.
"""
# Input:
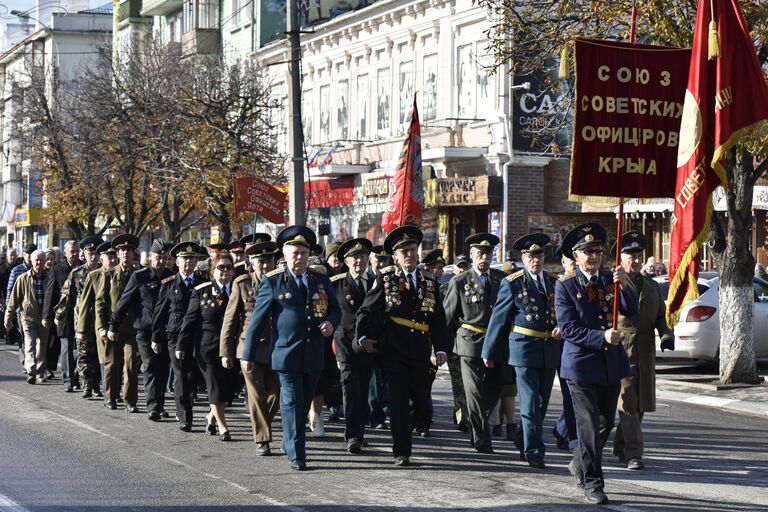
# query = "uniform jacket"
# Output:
<box><xmin>331</xmin><ymin>269</ymin><xmax>377</xmax><ymax>364</ymax></box>
<box><xmin>178</xmin><ymin>281</ymin><xmax>230</xmax><ymax>363</ymax></box>
<box><xmin>95</xmin><ymin>264</ymin><xmax>134</xmax><ymax>335</ymax></box>
<box><xmin>242</xmin><ymin>267</ymin><xmax>341</xmax><ymax>373</ymax></box>
<box><xmin>75</xmin><ymin>268</ymin><xmax>107</xmax><ymax>335</ymax></box>
<box><xmin>152</xmin><ymin>272</ymin><xmax>206</xmax><ymax>351</ymax></box>
<box><xmin>4</xmin><ymin>269</ymin><xmax>50</xmax><ymax>325</ymax></box>
<box><xmin>617</xmin><ymin>274</ymin><xmax>673</xmax><ymax>413</ymax></box>
<box><xmin>43</xmin><ymin>260</ymin><xmax>74</xmax><ymax>337</ymax></box>
<box><xmin>555</xmin><ymin>269</ymin><xmax>637</xmax><ymax>385</ymax></box>
<box><xmin>55</xmin><ymin>264</ymin><xmax>91</xmax><ymax>333</ymax></box>
<box><xmin>483</xmin><ymin>268</ymin><xmax>561</xmax><ymax>368</ymax></box>
<box><xmin>355</xmin><ymin>265</ymin><xmax>450</xmax><ymax>362</ymax></box>
<box><xmin>109</xmin><ymin>266</ymin><xmax>174</xmax><ymax>334</ymax></box>
<box><xmin>443</xmin><ymin>267</ymin><xmax>505</xmax><ymax>358</ymax></box>
<box><xmin>220</xmin><ymin>272</ymin><xmax>270</xmax><ymax>363</ymax></box>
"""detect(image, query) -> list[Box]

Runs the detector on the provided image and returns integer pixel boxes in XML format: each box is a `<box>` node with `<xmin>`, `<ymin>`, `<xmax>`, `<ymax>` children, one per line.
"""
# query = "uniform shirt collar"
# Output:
<box><xmin>579</xmin><ymin>268</ymin><xmax>597</xmax><ymax>281</ymax></box>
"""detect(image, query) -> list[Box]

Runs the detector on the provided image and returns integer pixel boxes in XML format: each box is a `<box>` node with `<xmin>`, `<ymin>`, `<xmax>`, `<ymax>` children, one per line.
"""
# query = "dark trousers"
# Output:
<box><xmin>382</xmin><ymin>353</ymin><xmax>430</xmax><ymax>458</ymax></box>
<box><xmin>137</xmin><ymin>331</ymin><xmax>169</xmax><ymax>413</ymax></box>
<box><xmin>59</xmin><ymin>336</ymin><xmax>78</xmax><ymax>387</ymax></box>
<box><xmin>170</xmin><ymin>348</ymin><xmax>197</xmax><ymax>424</ymax></box>
<box><xmin>46</xmin><ymin>335</ymin><xmax>61</xmax><ymax>373</ymax></box>
<box><xmin>614</xmin><ymin>411</ymin><xmax>645</xmax><ymax>460</ymax></box>
<box><xmin>368</xmin><ymin>367</ymin><xmax>388</xmax><ymax>426</ymax></box>
<box><xmin>278</xmin><ymin>371</ymin><xmax>320</xmax><ymax>462</ymax></box>
<box><xmin>447</xmin><ymin>352</ymin><xmax>468</xmax><ymax>426</ymax></box>
<box><xmin>515</xmin><ymin>366</ymin><xmax>556</xmax><ymax>462</ymax></box>
<box><xmin>555</xmin><ymin>374</ymin><xmax>579</xmax><ymax>449</ymax></box>
<box><xmin>339</xmin><ymin>356</ymin><xmax>374</xmax><ymax>442</ymax></box>
<box><xmin>567</xmin><ymin>380</ymin><xmax>621</xmax><ymax>492</ymax></box>
<box><xmin>460</xmin><ymin>356</ymin><xmax>501</xmax><ymax>450</ymax></box>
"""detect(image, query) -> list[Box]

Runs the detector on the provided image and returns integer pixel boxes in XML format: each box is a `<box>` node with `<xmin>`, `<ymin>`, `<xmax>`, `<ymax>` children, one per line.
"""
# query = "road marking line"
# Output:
<box><xmin>0</xmin><ymin>493</ymin><xmax>31</xmax><ymax>512</ymax></box>
<box><xmin>683</xmin><ymin>396</ymin><xmax>737</xmax><ymax>407</ymax></box>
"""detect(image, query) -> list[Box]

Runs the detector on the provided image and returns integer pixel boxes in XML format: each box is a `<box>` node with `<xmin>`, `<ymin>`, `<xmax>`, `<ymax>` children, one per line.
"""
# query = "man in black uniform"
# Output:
<box><xmin>44</xmin><ymin>240</ymin><xmax>80</xmax><ymax>390</ymax></box>
<box><xmin>330</xmin><ymin>237</ymin><xmax>376</xmax><ymax>454</ymax></box>
<box><xmin>355</xmin><ymin>226</ymin><xmax>450</xmax><ymax>466</ymax></box>
<box><xmin>152</xmin><ymin>242</ymin><xmax>206</xmax><ymax>431</ymax></box>
<box><xmin>110</xmin><ymin>239</ymin><xmax>174</xmax><ymax>420</ymax></box>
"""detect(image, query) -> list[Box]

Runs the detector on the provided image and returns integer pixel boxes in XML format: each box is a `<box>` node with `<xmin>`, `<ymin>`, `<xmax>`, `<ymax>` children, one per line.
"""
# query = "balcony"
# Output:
<box><xmin>140</xmin><ymin>0</ymin><xmax>183</xmax><ymax>17</ymax></box>
<box><xmin>181</xmin><ymin>28</ymin><xmax>220</xmax><ymax>57</ymax></box>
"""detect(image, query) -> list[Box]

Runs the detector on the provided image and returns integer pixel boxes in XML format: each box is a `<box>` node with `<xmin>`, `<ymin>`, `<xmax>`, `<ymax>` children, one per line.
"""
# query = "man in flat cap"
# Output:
<box><xmin>612</xmin><ymin>231</ymin><xmax>674</xmax><ymax>471</ymax></box>
<box><xmin>555</xmin><ymin>223</ymin><xmax>637</xmax><ymax>505</ymax></box>
<box><xmin>330</xmin><ymin>237</ymin><xmax>376</xmax><ymax>453</ymax></box>
<box><xmin>483</xmin><ymin>233</ymin><xmax>561</xmax><ymax>467</ymax></box>
<box><xmin>242</xmin><ymin>226</ymin><xmax>341</xmax><ymax>471</ymax></box>
<box><xmin>95</xmin><ymin>234</ymin><xmax>141</xmax><ymax>411</ymax></box>
<box><xmin>220</xmin><ymin>240</ymin><xmax>280</xmax><ymax>455</ymax></box>
<box><xmin>355</xmin><ymin>226</ymin><xmax>450</xmax><ymax>466</ymax></box>
<box><xmin>324</xmin><ymin>243</ymin><xmax>346</xmax><ymax>276</ymax></box>
<box><xmin>444</xmin><ymin>233</ymin><xmax>505</xmax><ymax>453</ymax></box>
<box><xmin>152</xmin><ymin>242</ymin><xmax>206</xmax><ymax>431</ymax></box>
<box><xmin>109</xmin><ymin>239</ymin><xmax>174</xmax><ymax>420</ymax></box>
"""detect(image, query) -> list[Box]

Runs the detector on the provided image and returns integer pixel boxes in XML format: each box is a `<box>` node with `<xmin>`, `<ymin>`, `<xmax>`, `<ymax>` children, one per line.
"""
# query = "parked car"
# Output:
<box><xmin>654</xmin><ymin>275</ymin><xmax>768</xmax><ymax>362</ymax></box>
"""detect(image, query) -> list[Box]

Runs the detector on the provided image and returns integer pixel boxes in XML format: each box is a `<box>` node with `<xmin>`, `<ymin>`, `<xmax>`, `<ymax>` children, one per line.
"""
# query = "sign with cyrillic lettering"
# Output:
<box><xmin>569</xmin><ymin>38</ymin><xmax>690</xmax><ymax>201</ymax></box>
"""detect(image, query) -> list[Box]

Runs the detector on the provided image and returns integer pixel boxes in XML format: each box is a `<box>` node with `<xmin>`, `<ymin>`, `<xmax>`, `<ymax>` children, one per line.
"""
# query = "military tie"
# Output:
<box><xmin>298</xmin><ymin>275</ymin><xmax>308</xmax><ymax>301</ymax></box>
<box><xmin>407</xmin><ymin>273</ymin><xmax>416</xmax><ymax>295</ymax></box>
<box><xmin>221</xmin><ymin>285</ymin><xmax>229</xmax><ymax>301</ymax></box>
<box><xmin>480</xmin><ymin>273</ymin><xmax>491</xmax><ymax>298</ymax></box>
<box><xmin>356</xmin><ymin>276</ymin><xmax>366</xmax><ymax>296</ymax></box>
<box><xmin>536</xmin><ymin>275</ymin><xmax>546</xmax><ymax>295</ymax></box>
<box><xmin>184</xmin><ymin>277</ymin><xmax>192</xmax><ymax>288</ymax></box>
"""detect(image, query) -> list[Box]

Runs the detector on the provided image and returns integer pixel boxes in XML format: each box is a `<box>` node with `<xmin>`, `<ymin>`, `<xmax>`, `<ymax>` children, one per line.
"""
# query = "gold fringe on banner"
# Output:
<box><xmin>708</xmin><ymin>20</ymin><xmax>721</xmax><ymax>60</ymax></box>
<box><xmin>559</xmin><ymin>44</ymin><xmax>570</xmax><ymax>80</ymax></box>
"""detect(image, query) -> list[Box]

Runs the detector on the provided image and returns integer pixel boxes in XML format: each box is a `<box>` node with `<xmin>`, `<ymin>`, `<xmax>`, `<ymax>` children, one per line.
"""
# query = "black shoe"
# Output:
<box><xmin>327</xmin><ymin>406</ymin><xmax>342</xmax><ymax>422</ymax></box>
<box><xmin>506</xmin><ymin>423</ymin><xmax>517</xmax><ymax>442</ymax></box>
<box><xmin>584</xmin><ymin>488</ymin><xmax>609</xmax><ymax>505</ymax></box>
<box><xmin>148</xmin><ymin>411</ymin><xmax>161</xmax><ymax>421</ymax></box>
<box><xmin>568</xmin><ymin>459</ymin><xmax>585</xmax><ymax>489</ymax></box>
<box><xmin>104</xmin><ymin>399</ymin><xmax>118</xmax><ymax>410</ymax></box>
<box><xmin>26</xmin><ymin>375</ymin><xmax>36</xmax><ymax>384</ymax></box>
<box><xmin>415</xmin><ymin>428</ymin><xmax>430</xmax><ymax>438</ymax></box>
<box><xmin>290</xmin><ymin>459</ymin><xmax>306</xmax><ymax>471</ymax></box>
<box><xmin>64</xmin><ymin>385</ymin><xmax>74</xmax><ymax>393</ymax></box>
<box><xmin>256</xmin><ymin>442</ymin><xmax>271</xmax><ymax>456</ymax></box>
<box><xmin>159</xmin><ymin>410</ymin><xmax>170</xmax><ymax>418</ymax></box>
<box><xmin>457</xmin><ymin>422</ymin><xmax>469</xmax><ymax>433</ymax></box>
<box><xmin>373</xmin><ymin>423</ymin><xmax>388</xmax><ymax>430</ymax></box>
<box><xmin>94</xmin><ymin>388</ymin><xmax>103</xmax><ymax>397</ymax></box>
<box><xmin>528</xmin><ymin>459</ymin><xmax>546</xmax><ymax>469</ymax></box>
<box><xmin>394</xmin><ymin>456</ymin><xmax>410</xmax><ymax>467</ymax></box>
<box><xmin>626</xmin><ymin>457</ymin><xmax>645</xmax><ymax>470</ymax></box>
<box><xmin>178</xmin><ymin>423</ymin><xmax>192</xmax><ymax>432</ymax></box>
<box><xmin>219</xmin><ymin>431</ymin><xmax>231</xmax><ymax>442</ymax></box>
<box><xmin>491</xmin><ymin>424</ymin><xmax>503</xmax><ymax>437</ymax></box>
<box><xmin>82</xmin><ymin>388</ymin><xmax>93</xmax><ymax>399</ymax></box>
<box><xmin>475</xmin><ymin>445</ymin><xmax>494</xmax><ymax>454</ymax></box>
<box><xmin>205</xmin><ymin>423</ymin><xmax>217</xmax><ymax>436</ymax></box>
<box><xmin>126</xmin><ymin>404</ymin><xmax>139</xmax><ymax>413</ymax></box>
<box><xmin>347</xmin><ymin>439</ymin><xmax>362</xmax><ymax>454</ymax></box>
<box><xmin>117</xmin><ymin>396</ymin><xmax>124</xmax><ymax>404</ymax></box>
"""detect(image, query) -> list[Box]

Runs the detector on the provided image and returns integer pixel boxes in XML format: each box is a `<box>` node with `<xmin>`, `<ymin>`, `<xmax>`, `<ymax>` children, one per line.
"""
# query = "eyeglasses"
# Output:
<box><xmin>216</xmin><ymin>265</ymin><xmax>233</xmax><ymax>271</ymax></box>
<box><xmin>580</xmin><ymin>249</ymin><xmax>604</xmax><ymax>257</ymax></box>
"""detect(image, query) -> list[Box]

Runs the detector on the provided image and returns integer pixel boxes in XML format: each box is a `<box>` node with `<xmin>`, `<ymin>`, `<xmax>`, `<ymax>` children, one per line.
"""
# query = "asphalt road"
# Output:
<box><xmin>0</xmin><ymin>345</ymin><xmax>766</xmax><ymax>512</ymax></box>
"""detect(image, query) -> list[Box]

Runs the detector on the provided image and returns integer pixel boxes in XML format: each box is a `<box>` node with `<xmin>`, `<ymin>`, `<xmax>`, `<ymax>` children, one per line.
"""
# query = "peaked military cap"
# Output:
<box><xmin>79</xmin><ymin>235</ymin><xmax>104</xmax><ymax>251</ymax></box>
<box><xmin>207</xmin><ymin>243</ymin><xmax>230</xmax><ymax>252</ymax></box>
<box><xmin>112</xmin><ymin>234</ymin><xmax>139</xmax><ymax>250</ymax></box>
<box><xmin>421</xmin><ymin>249</ymin><xmax>445</xmax><ymax>266</ymax></box>
<box><xmin>384</xmin><ymin>225</ymin><xmax>423</xmax><ymax>254</ymax></box>
<box><xmin>96</xmin><ymin>241</ymin><xmax>115</xmax><ymax>255</ymax></box>
<box><xmin>453</xmin><ymin>254</ymin><xmax>470</xmax><ymax>267</ymax></box>
<box><xmin>325</xmin><ymin>243</ymin><xmax>341</xmax><ymax>259</ymax></box>
<box><xmin>371</xmin><ymin>245</ymin><xmax>388</xmax><ymax>258</ymax></box>
<box><xmin>277</xmin><ymin>225</ymin><xmax>316</xmax><ymax>249</ymax></box>
<box><xmin>465</xmin><ymin>233</ymin><xmax>500</xmax><ymax>249</ymax></box>
<box><xmin>239</xmin><ymin>233</ymin><xmax>272</xmax><ymax>248</ymax></box>
<box><xmin>171</xmin><ymin>241</ymin><xmax>201</xmax><ymax>258</ymax></box>
<box><xmin>163</xmin><ymin>242</ymin><xmax>174</xmax><ymax>253</ymax></box>
<box><xmin>618</xmin><ymin>230</ymin><xmax>646</xmax><ymax>254</ymax></box>
<box><xmin>246</xmin><ymin>240</ymin><xmax>279</xmax><ymax>258</ymax></box>
<box><xmin>338</xmin><ymin>238</ymin><xmax>372</xmax><ymax>260</ymax></box>
<box><xmin>149</xmin><ymin>239</ymin><xmax>168</xmax><ymax>254</ymax></box>
<box><xmin>513</xmin><ymin>233</ymin><xmax>551</xmax><ymax>254</ymax></box>
<box><xmin>562</xmin><ymin>222</ymin><xmax>606</xmax><ymax>258</ymax></box>
<box><xmin>229</xmin><ymin>242</ymin><xmax>245</xmax><ymax>254</ymax></box>
<box><xmin>310</xmin><ymin>244</ymin><xmax>324</xmax><ymax>257</ymax></box>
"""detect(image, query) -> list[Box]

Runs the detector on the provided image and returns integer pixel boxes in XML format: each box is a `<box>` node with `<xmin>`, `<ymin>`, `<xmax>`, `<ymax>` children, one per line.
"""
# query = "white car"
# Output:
<box><xmin>654</xmin><ymin>275</ymin><xmax>768</xmax><ymax>362</ymax></box>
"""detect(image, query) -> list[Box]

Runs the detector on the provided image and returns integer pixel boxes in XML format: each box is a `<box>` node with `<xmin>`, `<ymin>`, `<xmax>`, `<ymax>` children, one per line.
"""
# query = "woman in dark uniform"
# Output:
<box><xmin>178</xmin><ymin>251</ymin><xmax>235</xmax><ymax>441</ymax></box>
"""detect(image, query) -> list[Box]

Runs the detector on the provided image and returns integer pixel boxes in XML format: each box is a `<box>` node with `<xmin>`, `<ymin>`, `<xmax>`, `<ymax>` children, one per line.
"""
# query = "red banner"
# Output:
<box><xmin>232</xmin><ymin>177</ymin><xmax>287</xmax><ymax>224</ymax></box>
<box><xmin>667</xmin><ymin>0</ymin><xmax>768</xmax><ymax>323</ymax></box>
<box><xmin>570</xmin><ymin>39</ymin><xmax>691</xmax><ymax>201</ymax></box>
<box><xmin>305</xmin><ymin>176</ymin><xmax>355</xmax><ymax>209</ymax></box>
<box><xmin>382</xmin><ymin>94</ymin><xmax>424</xmax><ymax>233</ymax></box>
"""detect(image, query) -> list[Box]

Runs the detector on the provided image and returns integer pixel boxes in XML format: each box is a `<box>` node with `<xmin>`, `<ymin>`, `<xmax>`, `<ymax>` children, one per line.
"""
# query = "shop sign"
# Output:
<box><xmin>12</xmin><ymin>208</ymin><xmax>43</xmax><ymax>227</ymax></box>
<box><xmin>306</xmin><ymin>176</ymin><xmax>355</xmax><ymax>208</ymax></box>
<box><xmin>426</xmin><ymin>176</ymin><xmax>501</xmax><ymax>207</ymax></box>
<box><xmin>363</xmin><ymin>177</ymin><xmax>391</xmax><ymax>197</ymax></box>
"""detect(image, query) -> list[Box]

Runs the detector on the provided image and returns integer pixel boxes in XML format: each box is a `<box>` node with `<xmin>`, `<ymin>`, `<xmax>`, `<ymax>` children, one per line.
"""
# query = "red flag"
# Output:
<box><xmin>668</xmin><ymin>0</ymin><xmax>768</xmax><ymax>323</ymax></box>
<box><xmin>381</xmin><ymin>94</ymin><xmax>424</xmax><ymax>232</ymax></box>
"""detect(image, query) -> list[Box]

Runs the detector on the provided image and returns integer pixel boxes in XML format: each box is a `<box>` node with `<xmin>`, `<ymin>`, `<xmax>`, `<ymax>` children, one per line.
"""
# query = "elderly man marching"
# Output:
<box><xmin>611</xmin><ymin>231</ymin><xmax>674</xmax><ymax>471</ymax></box>
<box><xmin>242</xmin><ymin>226</ymin><xmax>341</xmax><ymax>471</ymax></box>
<box><xmin>555</xmin><ymin>223</ymin><xmax>637</xmax><ymax>505</ymax></box>
<box><xmin>355</xmin><ymin>226</ymin><xmax>450</xmax><ymax>466</ymax></box>
<box><xmin>444</xmin><ymin>233</ymin><xmax>505</xmax><ymax>454</ymax></box>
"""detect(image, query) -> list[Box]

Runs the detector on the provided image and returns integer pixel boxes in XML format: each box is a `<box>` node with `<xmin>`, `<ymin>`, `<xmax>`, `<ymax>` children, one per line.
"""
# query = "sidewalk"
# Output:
<box><xmin>656</xmin><ymin>376</ymin><xmax>768</xmax><ymax>418</ymax></box>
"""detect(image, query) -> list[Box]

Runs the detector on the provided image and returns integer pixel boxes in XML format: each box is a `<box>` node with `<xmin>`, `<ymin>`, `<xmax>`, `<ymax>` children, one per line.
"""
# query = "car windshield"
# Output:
<box><xmin>657</xmin><ymin>281</ymin><xmax>710</xmax><ymax>298</ymax></box>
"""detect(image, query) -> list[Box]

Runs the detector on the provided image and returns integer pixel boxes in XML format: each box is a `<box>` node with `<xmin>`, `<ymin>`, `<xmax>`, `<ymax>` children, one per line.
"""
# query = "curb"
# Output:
<box><xmin>657</xmin><ymin>388</ymin><xmax>768</xmax><ymax>418</ymax></box>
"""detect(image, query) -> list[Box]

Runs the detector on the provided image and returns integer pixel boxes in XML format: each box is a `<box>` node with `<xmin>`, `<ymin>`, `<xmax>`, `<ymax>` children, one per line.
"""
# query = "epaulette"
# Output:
<box><xmin>560</xmin><ymin>271</ymin><xmax>577</xmax><ymax>282</ymax></box>
<box><xmin>194</xmin><ymin>281</ymin><xmax>211</xmax><ymax>291</ymax></box>
<box><xmin>266</xmin><ymin>268</ymin><xmax>283</xmax><ymax>278</ymax></box>
<box><xmin>233</xmin><ymin>273</ymin><xmax>250</xmax><ymax>284</ymax></box>
<box><xmin>330</xmin><ymin>273</ymin><xmax>347</xmax><ymax>283</ymax></box>
<box><xmin>545</xmin><ymin>270</ymin><xmax>559</xmax><ymax>279</ymax></box>
<box><xmin>161</xmin><ymin>275</ymin><xmax>176</xmax><ymax>284</ymax></box>
<box><xmin>421</xmin><ymin>270</ymin><xmax>435</xmax><ymax>280</ymax></box>
<box><xmin>380</xmin><ymin>265</ymin><xmax>396</xmax><ymax>273</ymax></box>
<box><xmin>505</xmin><ymin>269</ymin><xmax>524</xmax><ymax>282</ymax></box>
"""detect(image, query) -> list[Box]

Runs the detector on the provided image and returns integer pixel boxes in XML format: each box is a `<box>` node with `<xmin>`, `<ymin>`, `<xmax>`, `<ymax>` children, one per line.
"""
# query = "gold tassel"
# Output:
<box><xmin>708</xmin><ymin>20</ymin><xmax>721</xmax><ymax>60</ymax></box>
<box><xmin>559</xmin><ymin>44</ymin><xmax>569</xmax><ymax>80</ymax></box>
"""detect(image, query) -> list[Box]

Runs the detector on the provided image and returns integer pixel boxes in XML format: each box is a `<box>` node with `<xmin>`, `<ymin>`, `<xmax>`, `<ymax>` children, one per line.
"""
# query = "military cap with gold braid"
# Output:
<box><xmin>277</xmin><ymin>225</ymin><xmax>317</xmax><ymax>249</ymax></box>
<box><xmin>338</xmin><ymin>238</ymin><xmax>372</xmax><ymax>260</ymax></box>
<box><xmin>171</xmin><ymin>241</ymin><xmax>202</xmax><ymax>258</ymax></box>
<box><xmin>610</xmin><ymin>230</ymin><xmax>646</xmax><ymax>255</ymax></box>
<box><xmin>239</xmin><ymin>232</ymin><xmax>272</xmax><ymax>248</ymax></box>
<box><xmin>561</xmin><ymin>222</ymin><xmax>606</xmax><ymax>258</ymax></box>
<box><xmin>229</xmin><ymin>242</ymin><xmax>244</xmax><ymax>254</ymax></box>
<box><xmin>513</xmin><ymin>233</ymin><xmax>550</xmax><ymax>255</ymax></box>
<box><xmin>96</xmin><ymin>241</ymin><xmax>115</xmax><ymax>255</ymax></box>
<box><xmin>246</xmin><ymin>240</ymin><xmax>279</xmax><ymax>258</ymax></box>
<box><xmin>465</xmin><ymin>233</ymin><xmax>500</xmax><ymax>250</ymax></box>
<box><xmin>383</xmin><ymin>225</ymin><xmax>423</xmax><ymax>255</ymax></box>
<box><xmin>150</xmin><ymin>239</ymin><xmax>169</xmax><ymax>255</ymax></box>
<box><xmin>208</xmin><ymin>243</ymin><xmax>230</xmax><ymax>252</ymax></box>
<box><xmin>371</xmin><ymin>245</ymin><xmax>388</xmax><ymax>258</ymax></box>
<box><xmin>111</xmin><ymin>233</ymin><xmax>140</xmax><ymax>250</ymax></box>
<box><xmin>79</xmin><ymin>235</ymin><xmax>104</xmax><ymax>251</ymax></box>
<box><xmin>421</xmin><ymin>249</ymin><xmax>445</xmax><ymax>266</ymax></box>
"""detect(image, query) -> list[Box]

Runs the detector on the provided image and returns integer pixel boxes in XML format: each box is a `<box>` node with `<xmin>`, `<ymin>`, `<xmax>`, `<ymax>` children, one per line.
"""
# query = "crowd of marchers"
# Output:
<box><xmin>0</xmin><ymin>221</ymin><xmax>674</xmax><ymax>506</ymax></box>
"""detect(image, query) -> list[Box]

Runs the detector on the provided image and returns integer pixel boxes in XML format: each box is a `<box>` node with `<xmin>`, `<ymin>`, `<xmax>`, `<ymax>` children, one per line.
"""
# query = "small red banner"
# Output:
<box><xmin>305</xmin><ymin>176</ymin><xmax>355</xmax><ymax>209</ymax></box>
<box><xmin>569</xmin><ymin>39</ymin><xmax>691</xmax><ymax>201</ymax></box>
<box><xmin>232</xmin><ymin>177</ymin><xmax>287</xmax><ymax>224</ymax></box>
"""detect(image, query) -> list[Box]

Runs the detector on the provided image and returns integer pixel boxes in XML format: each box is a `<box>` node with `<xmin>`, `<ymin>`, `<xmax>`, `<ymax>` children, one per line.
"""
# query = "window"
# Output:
<box><xmin>319</xmin><ymin>84</ymin><xmax>330</xmax><ymax>143</ymax></box>
<box><xmin>376</xmin><ymin>67</ymin><xmax>390</xmax><ymax>137</ymax></box>
<box><xmin>398</xmin><ymin>60</ymin><xmax>413</xmax><ymax>134</ymax></box>
<box><xmin>456</xmin><ymin>44</ymin><xmax>476</xmax><ymax>119</ymax></box>
<box><xmin>754</xmin><ymin>279</ymin><xmax>768</xmax><ymax>303</ymax></box>
<box><xmin>356</xmin><ymin>74</ymin><xmax>368</xmax><ymax>139</ymax></box>
<box><xmin>422</xmin><ymin>54</ymin><xmax>437</xmax><ymax>123</ymax></box>
<box><xmin>183</xmin><ymin>1</ymin><xmax>193</xmax><ymax>33</ymax></box>
<box><xmin>198</xmin><ymin>0</ymin><xmax>219</xmax><ymax>29</ymax></box>
<box><xmin>336</xmin><ymin>80</ymin><xmax>348</xmax><ymax>140</ymax></box>
<box><xmin>301</xmin><ymin>88</ymin><xmax>313</xmax><ymax>146</ymax></box>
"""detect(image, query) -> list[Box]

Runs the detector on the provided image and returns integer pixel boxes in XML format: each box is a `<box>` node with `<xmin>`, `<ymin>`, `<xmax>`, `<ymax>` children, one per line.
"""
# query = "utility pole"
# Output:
<box><xmin>287</xmin><ymin>0</ymin><xmax>305</xmax><ymax>226</ymax></box>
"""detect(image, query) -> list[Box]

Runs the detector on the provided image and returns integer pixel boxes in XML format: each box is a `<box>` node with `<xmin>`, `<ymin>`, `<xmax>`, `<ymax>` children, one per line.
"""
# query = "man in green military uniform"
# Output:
<box><xmin>444</xmin><ymin>234</ymin><xmax>505</xmax><ymax>453</ymax></box>
<box><xmin>612</xmin><ymin>231</ymin><xmax>674</xmax><ymax>470</ymax></box>
<box><xmin>95</xmin><ymin>234</ymin><xmax>141</xmax><ymax>411</ymax></box>
<box><xmin>483</xmin><ymin>233</ymin><xmax>562</xmax><ymax>468</ymax></box>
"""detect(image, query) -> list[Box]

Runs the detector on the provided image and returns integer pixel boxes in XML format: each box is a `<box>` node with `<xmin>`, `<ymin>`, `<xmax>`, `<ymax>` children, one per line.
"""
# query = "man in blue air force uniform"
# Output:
<box><xmin>555</xmin><ymin>223</ymin><xmax>637</xmax><ymax>506</ymax></box>
<box><xmin>482</xmin><ymin>233</ymin><xmax>561</xmax><ymax>468</ymax></box>
<box><xmin>241</xmin><ymin>226</ymin><xmax>341</xmax><ymax>471</ymax></box>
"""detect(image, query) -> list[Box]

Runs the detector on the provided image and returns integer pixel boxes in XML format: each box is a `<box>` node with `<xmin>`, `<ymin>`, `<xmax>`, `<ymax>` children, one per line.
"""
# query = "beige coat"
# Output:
<box><xmin>220</xmin><ymin>273</ymin><xmax>271</xmax><ymax>364</ymax></box>
<box><xmin>5</xmin><ymin>269</ymin><xmax>49</xmax><ymax>325</ymax></box>
<box><xmin>617</xmin><ymin>274</ymin><xmax>674</xmax><ymax>413</ymax></box>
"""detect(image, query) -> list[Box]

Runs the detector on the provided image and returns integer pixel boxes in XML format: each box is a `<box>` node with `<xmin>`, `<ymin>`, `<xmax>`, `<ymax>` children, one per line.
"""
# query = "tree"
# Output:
<box><xmin>477</xmin><ymin>0</ymin><xmax>768</xmax><ymax>383</ymax></box>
